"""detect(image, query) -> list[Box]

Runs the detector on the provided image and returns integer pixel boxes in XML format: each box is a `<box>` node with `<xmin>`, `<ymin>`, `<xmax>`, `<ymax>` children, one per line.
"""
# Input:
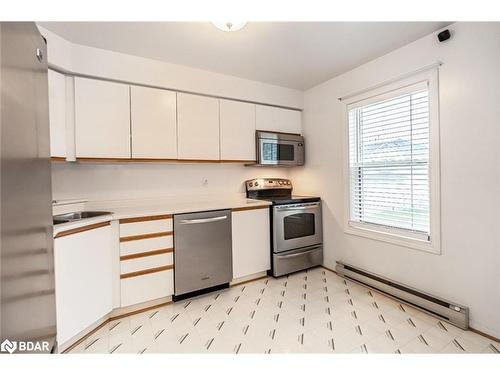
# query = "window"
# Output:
<box><xmin>343</xmin><ymin>69</ymin><xmax>440</xmax><ymax>253</ymax></box>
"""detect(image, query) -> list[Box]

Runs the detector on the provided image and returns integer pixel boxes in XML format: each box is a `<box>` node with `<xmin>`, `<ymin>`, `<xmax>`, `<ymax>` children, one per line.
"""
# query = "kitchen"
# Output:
<box><xmin>1</xmin><ymin>5</ymin><xmax>499</xmax><ymax>372</ymax></box>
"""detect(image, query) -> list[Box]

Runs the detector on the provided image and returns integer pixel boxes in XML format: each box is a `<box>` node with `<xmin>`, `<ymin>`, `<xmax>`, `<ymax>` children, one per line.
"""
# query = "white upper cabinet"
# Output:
<box><xmin>74</xmin><ymin>77</ymin><xmax>131</xmax><ymax>158</ymax></box>
<box><xmin>255</xmin><ymin>105</ymin><xmax>302</xmax><ymax>134</ymax></box>
<box><xmin>177</xmin><ymin>93</ymin><xmax>220</xmax><ymax>160</ymax></box>
<box><xmin>130</xmin><ymin>86</ymin><xmax>177</xmax><ymax>159</ymax></box>
<box><xmin>220</xmin><ymin>99</ymin><xmax>256</xmax><ymax>161</ymax></box>
<box><xmin>48</xmin><ymin>70</ymin><xmax>66</xmax><ymax>158</ymax></box>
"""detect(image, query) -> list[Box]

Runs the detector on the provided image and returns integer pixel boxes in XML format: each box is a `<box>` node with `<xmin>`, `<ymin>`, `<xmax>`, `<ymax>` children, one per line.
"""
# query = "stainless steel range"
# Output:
<box><xmin>246</xmin><ymin>178</ymin><xmax>323</xmax><ymax>277</ymax></box>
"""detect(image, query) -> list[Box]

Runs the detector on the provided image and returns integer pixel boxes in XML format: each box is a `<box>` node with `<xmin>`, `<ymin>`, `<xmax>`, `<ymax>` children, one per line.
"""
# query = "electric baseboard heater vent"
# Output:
<box><xmin>335</xmin><ymin>261</ymin><xmax>469</xmax><ymax>330</ymax></box>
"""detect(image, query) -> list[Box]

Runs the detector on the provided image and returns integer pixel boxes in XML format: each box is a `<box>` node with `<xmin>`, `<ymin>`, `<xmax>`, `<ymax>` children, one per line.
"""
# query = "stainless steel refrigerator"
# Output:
<box><xmin>0</xmin><ymin>22</ymin><xmax>56</xmax><ymax>353</ymax></box>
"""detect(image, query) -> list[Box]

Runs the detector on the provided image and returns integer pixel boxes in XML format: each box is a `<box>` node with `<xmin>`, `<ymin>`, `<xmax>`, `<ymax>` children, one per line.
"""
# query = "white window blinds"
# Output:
<box><xmin>348</xmin><ymin>81</ymin><xmax>430</xmax><ymax>239</ymax></box>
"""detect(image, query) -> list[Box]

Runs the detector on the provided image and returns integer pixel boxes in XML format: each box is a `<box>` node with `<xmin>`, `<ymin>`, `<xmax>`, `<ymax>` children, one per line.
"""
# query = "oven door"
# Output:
<box><xmin>273</xmin><ymin>201</ymin><xmax>322</xmax><ymax>253</ymax></box>
<box><xmin>258</xmin><ymin>138</ymin><xmax>303</xmax><ymax>166</ymax></box>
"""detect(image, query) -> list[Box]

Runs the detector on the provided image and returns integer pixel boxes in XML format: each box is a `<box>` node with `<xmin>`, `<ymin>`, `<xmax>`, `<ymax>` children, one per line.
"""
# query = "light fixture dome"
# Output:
<box><xmin>212</xmin><ymin>22</ymin><xmax>247</xmax><ymax>32</ymax></box>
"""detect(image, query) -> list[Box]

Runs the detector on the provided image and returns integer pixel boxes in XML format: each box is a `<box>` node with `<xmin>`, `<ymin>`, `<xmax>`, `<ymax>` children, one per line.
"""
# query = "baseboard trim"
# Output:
<box><xmin>109</xmin><ymin>297</ymin><xmax>172</xmax><ymax>321</ymax></box>
<box><xmin>60</xmin><ymin>318</ymin><xmax>110</xmax><ymax>354</ymax></box>
<box><xmin>230</xmin><ymin>271</ymin><xmax>268</xmax><ymax>287</ymax></box>
<box><xmin>321</xmin><ymin>265</ymin><xmax>338</xmax><ymax>274</ymax></box>
<box><xmin>469</xmin><ymin>328</ymin><xmax>500</xmax><ymax>343</ymax></box>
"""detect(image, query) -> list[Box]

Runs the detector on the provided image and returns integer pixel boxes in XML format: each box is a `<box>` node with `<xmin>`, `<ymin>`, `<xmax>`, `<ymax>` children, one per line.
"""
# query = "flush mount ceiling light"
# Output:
<box><xmin>212</xmin><ymin>22</ymin><xmax>247</xmax><ymax>32</ymax></box>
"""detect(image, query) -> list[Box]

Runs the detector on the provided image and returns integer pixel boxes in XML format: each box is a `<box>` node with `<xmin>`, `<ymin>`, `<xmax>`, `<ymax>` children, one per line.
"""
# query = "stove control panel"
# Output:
<box><xmin>246</xmin><ymin>178</ymin><xmax>292</xmax><ymax>191</ymax></box>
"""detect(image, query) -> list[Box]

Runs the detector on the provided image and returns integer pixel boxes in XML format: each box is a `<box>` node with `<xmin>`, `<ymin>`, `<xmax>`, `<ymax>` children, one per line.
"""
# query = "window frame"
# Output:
<box><xmin>342</xmin><ymin>68</ymin><xmax>441</xmax><ymax>254</ymax></box>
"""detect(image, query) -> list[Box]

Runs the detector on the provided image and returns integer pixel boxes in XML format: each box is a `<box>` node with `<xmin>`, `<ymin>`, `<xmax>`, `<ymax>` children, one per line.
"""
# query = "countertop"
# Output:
<box><xmin>52</xmin><ymin>195</ymin><xmax>271</xmax><ymax>237</ymax></box>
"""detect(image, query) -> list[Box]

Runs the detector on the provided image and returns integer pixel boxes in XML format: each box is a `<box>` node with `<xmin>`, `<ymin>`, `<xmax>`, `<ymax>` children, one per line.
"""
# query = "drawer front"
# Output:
<box><xmin>120</xmin><ymin>235</ymin><xmax>173</xmax><ymax>257</ymax></box>
<box><xmin>120</xmin><ymin>253</ymin><xmax>173</xmax><ymax>274</ymax></box>
<box><xmin>121</xmin><ymin>270</ymin><xmax>174</xmax><ymax>307</ymax></box>
<box><xmin>119</xmin><ymin>217</ymin><xmax>173</xmax><ymax>237</ymax></box>
<box><xmin>272</xmin><ymin>245</ymin><xmax>323</xmax><ymax>277</ymax></box>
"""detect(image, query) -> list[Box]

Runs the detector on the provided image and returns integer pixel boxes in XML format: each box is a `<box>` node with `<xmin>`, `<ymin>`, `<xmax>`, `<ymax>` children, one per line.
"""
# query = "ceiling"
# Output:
<box><xmin>38</xmin><ymin>22</ymin><xmax>450</xmax><ymax>90</ymax></box>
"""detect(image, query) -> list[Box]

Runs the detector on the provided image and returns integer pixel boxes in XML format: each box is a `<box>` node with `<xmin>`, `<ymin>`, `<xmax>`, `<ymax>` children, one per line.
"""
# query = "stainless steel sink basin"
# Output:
<box><xmin>53</xmin><ymin>211</ymin><xmax>112</xmax><ymax>225</ymax></box>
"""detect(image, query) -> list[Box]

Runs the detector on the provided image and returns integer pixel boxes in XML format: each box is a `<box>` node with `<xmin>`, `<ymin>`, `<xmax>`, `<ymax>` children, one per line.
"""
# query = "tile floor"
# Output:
<box><xmin>69</xmin><ymin>267</ymin><xmax>499</xmax><ymax>354</ymax></box>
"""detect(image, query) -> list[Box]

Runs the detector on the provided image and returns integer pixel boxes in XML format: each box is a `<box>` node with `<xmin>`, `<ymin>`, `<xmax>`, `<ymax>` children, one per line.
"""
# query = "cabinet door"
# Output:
<box><xmin>130</xmin><ymin>86</ymin><xmax>177</xmax><ymax>159</ymax></box>
<box><xmin>48</xmin><ymin>70</ymin><xmax>66</xmax><ymax>158</ymax></box>
<box><xmin>120</xmin><ymin>270</ymin><xmax>174</xmax><ymax>307</ymax></box>
<box><xmin>54</xmin><ymin>224</ymin><xmax>113</xmax><ymax>345</ymax></box>
<box><xmin>177</xmin><ymin>93</ymin><xmax>219</xmax><ymax>160</ymax></box>
<box><xmin>74</xmin><ymin>77</ymin><xmax>130</xmax><ymax>158</ymax></box>
<box><xmin>256</xmin><ymin>105</ymin><xmax>302</xmax><ymax>134</ymax></box>
<box><xmin>232</xmin><ymin>208</ymin><xmax>271</xmax><ymax>279</ymax></box>
<box><xmin>220</xmin><ymin>99</ymin><xmax>256</xmax><ymax>161</ymax></box>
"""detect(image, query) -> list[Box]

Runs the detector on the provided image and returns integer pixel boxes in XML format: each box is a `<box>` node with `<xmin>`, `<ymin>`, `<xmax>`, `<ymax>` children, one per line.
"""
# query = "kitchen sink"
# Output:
<box><xmin>53</xmin><ymin>211</ymin><xmax>112</xmax><ymax>225</ymax></box>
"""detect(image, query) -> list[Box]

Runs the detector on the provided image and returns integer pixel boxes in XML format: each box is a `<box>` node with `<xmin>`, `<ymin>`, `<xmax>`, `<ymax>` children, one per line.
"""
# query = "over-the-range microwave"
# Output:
<box><xmin>254</xmin><ymin>131</ymin><xmax>305</xmax><ymax>167</ymax></box>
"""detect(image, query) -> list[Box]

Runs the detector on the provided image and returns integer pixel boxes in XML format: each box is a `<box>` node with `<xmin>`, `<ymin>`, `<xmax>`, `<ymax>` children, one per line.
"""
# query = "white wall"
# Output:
<box><xmin>51</xmin><ymin>162</ymin><xmax>289</xmax><ymax>202</ymax></box>
<box><xmin>291</xmin><ymin>22</ymin><xmax>500</xmax><ymax>337</ymax></box>
<box><xmin>38</xmin><ymin>26</ymin><xmax>303</xmax><ymax>109</ymax></box>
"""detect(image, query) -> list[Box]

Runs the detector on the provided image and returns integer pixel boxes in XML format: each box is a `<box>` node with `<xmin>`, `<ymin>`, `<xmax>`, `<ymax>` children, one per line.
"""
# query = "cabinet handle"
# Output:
<box><xmin>179</xmin><ymin>216</ymin><xmax>228</xmax><ymax>225</ymax></box>
<box><xmin>277</xmin><ymin>247</ymin><xmax>320</xmax><ymax>259</ymax></box>
<box><xmin>276</xmin><ymin>203</ymin><xmax>320</xmax><ymax>212</ymax></box>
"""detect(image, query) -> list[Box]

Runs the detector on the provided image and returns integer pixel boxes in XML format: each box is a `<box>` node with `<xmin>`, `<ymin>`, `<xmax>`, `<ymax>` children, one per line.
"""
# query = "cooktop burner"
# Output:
<box><xmin>258</xmin><ymin>195</ymin><xmax>321</xmax><ymax>205</ymax></box>
<box><xmin>245</xmin><ymin>178</ymin><xmax>320</xmax><ymax>205</ymax></box>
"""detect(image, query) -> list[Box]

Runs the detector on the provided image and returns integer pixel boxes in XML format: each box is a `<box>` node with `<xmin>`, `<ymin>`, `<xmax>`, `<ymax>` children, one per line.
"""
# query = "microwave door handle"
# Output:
<box><xmin>179</xmin><ymin>216</ymin><xmax>227</xmax><ymax>225</ymax></box>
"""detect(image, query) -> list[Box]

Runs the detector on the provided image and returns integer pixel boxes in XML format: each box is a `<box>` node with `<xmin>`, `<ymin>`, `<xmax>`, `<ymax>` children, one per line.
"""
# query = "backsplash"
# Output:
<box><xmin>51</xmin><ymin>162</ymin><xmax>290</xmax><ymax>201</ymax></box>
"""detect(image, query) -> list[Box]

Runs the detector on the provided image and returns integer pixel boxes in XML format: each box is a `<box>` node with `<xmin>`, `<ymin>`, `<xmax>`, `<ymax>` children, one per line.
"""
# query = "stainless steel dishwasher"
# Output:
<box><xmin>173</xmin><ymin>209</ymin><xmax>232</xmax><ymax>300</ymax></box>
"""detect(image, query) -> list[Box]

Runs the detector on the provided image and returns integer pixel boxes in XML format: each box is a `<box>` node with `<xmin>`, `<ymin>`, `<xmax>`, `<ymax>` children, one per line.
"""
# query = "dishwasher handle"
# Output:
<box><xmin>178</xmin><ymin>215</ymin><xmax>228</xmax><ymax>225</ymax></box>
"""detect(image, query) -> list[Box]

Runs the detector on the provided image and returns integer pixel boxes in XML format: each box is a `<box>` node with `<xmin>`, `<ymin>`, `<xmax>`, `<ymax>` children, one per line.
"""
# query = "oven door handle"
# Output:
<box><xmin>276</xmin><ymin>247</ymin><xmax>320</xmax><ymax>258</ymax></box>
<box><xmin>276</xmin><ymin>203</ymin><xmax>320</xmax><ymax>211</ymax></box>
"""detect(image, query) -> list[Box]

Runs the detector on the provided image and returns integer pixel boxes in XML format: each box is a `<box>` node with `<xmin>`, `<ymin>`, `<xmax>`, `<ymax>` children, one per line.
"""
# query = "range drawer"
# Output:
<box><xmin>120</xmin><ymin>269</ymin><xmax>174</xmax><ymax>307</ymax></box>
<box><xmin>272</xmin><ymin>245</ymin><xmax>323</xmax><ymax>277</ymax></box>
<box><xmin>120</xmin><ymin>252</ymin><xmax>174</xmax><ymax>274</ymax></box>
<box><xmin>119</xmin><ymin>215</ymin><xmax>173</xmax><ymax>237</ymax></box>
<box><xmin>120</xmin><ymin>235</ymin><xmax>173</xmax><ymax>257</ymax></box>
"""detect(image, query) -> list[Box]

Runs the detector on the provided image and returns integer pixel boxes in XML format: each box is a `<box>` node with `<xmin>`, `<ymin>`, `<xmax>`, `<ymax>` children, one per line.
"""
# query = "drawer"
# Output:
<box><xmin>120</xmin><ymin>252</ymin><xmax>173</xmax><ymax>274</ymax></box>
<box><xmin>272</xmin><ymin>245</ymin><xmax>323</xmax><ymax>277</ymax></box>
<box><xmin>120</xmin><ymin>235</ymin><xmax>173</xmax><ymax>257</ymax></box>
<box><xmin>119</xmin><ymin>216</ymin><xmax>173</xmax><ymax>237</ymax></box>
<box><xmin>121</xmin><ymin>269</ymin><xmax>174</xmax><ymax>307</ymax></box>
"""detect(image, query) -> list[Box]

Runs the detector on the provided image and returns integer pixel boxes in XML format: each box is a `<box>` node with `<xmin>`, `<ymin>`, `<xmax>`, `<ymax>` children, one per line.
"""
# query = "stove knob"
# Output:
<box><xmin>255</xmin><ymin>181</ymin><xmax>259</xmax><ymax>186</ymax></box>
<box><xmin>249</xmin><ymin>182</ymin><xmax>253</xmax><ymax>187</ymax></box>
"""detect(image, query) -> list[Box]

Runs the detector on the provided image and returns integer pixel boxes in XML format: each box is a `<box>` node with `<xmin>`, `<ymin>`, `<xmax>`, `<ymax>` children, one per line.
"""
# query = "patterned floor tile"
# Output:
<box><xmin>67</xmin><ymin>267</ymin><xmax>498</xmax><ymax>354</ymax></box>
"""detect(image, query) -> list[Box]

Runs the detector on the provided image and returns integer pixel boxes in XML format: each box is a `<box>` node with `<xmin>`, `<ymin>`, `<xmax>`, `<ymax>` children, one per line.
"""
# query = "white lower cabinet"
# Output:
<box><xmin>119</xmin><ymin>215</ymin><xmax>175</xmax><ymax>307</ymax></box>
<box><xmin>54</xmin><ymin>223</ymin><xmax>113</xmax><ymax>345</ymax></box>
<box><xmin>120</xmin><ymin>270</ymin><xmax>174</xmax><ymax>307</ymax></box>
<box><xmin>232</xmin><ymin>208</ymin><xmax>271</xmax><ymax>279</ymax></box>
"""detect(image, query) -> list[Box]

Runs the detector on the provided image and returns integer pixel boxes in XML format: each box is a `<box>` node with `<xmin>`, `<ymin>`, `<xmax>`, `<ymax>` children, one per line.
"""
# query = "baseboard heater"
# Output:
<box><xmin>335</xmin><ymin>261</ymin><xmax>469</xmax><ymax>330</ymax></box>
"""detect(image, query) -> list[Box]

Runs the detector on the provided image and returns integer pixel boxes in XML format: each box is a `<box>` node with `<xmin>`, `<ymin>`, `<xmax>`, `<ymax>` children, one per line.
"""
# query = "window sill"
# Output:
<box><xmin>344</xmin><ymin>222</ymin><xmax>441</xmax><ymax>255</ymax></box>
